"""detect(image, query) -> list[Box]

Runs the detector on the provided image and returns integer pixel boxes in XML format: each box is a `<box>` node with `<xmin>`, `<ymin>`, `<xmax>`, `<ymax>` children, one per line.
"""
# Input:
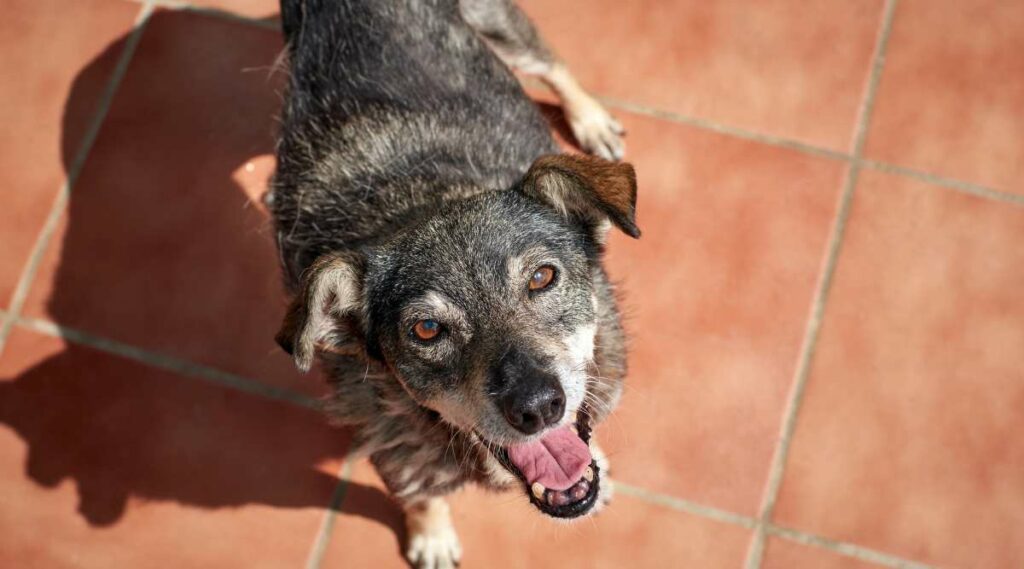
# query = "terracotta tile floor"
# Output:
<box><xmin>1</xmin><ymin>1</ymin><xmax>1021</xmax><ymax>568</ymax></box>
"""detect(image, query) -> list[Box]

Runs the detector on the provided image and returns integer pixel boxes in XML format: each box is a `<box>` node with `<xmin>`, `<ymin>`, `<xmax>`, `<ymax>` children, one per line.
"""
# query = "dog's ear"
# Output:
<box><xmin>521</xmin><ymin>153</ymin><xmax>640</xmax><ymax>239</ymax></box>
<box><xmin>276</xmin><ymin>252</ymin><xmax>366</xmax><ymax>372</ymax></box>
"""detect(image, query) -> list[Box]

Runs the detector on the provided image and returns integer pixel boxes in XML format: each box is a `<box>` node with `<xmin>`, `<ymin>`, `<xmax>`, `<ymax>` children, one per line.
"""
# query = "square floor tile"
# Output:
<box><xmin>19</xmin><ymin>10</ymin><xmax>315</xmax><ymax>394</ymax></box>
<box><xmin>0</xmin><ymin>328</ymin><xmax>350</xmax><ymax>568</ymax></box>
<box><xmin>0</xmin><ymin>0</ymin><xmax>139</xmax><ymax>306</ymax></box>
<box><xmin>762</xmin><ymin>537</ymin><xmax>880</xmax><ymax>569</ymax></box>
<box><xmin>590</xmin><ymin>111</ymin><xmax>844</xmax><ymax>515</ymax></box>
<box><xmin>773</xmin><ymin>171</ymin><xmax>1024</xmax><ymax>567</ymax></box>
<box><xmin>864</xmin><ymin>0</ymin><xmax>1024</xmax><ymax>192</ymax></box>
<box><xmin>321</xmin><ymin>459</ymin><xmax>752</xmax><ymax>568</ymax></box>
<box><xmin>519</xmin><ymin>0</ymin><xmax>885</xmax><ymax>150</ymax></box>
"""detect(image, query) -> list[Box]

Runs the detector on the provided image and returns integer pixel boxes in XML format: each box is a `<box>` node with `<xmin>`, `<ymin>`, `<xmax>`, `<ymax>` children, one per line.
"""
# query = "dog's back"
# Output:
<box><xmin>272</xmin><ymin>0</ymin><xmax>557</xmax><ymax>286</ymax></box>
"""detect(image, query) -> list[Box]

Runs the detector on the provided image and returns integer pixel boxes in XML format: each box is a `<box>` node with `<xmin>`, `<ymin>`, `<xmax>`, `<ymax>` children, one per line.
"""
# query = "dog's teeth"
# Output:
<box><xmin>549</xmin><ymin>490</ymin><xmax>570</xmax><ymax>507</ymax></box>
<box><xmin>571</xmin><ymin>410</ymin><xmax>579</xmax><ymax>422</ymax></box>
<box><xmin>531</xmin><ymin>482</ymin><xmax>545</xmax><ymax>500</ymax></box>
<box><xmin>583</xmin><ymin>467</ymin><xmax>594</xmax><ymax>482</ymax></box>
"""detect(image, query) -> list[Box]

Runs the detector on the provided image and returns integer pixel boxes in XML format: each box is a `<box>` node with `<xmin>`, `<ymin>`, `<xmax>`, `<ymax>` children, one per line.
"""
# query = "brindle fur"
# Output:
<box><xmin>270</xmin><ymin>0</ymin><xmax>636</xmax><ymax>565</ymax></box>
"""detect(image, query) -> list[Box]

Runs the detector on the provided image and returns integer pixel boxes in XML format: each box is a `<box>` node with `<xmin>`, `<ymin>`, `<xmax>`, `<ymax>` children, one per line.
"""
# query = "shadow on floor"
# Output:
<box><xmin>0</xmin><ymin>8</ymin><xmax>579</xmax><ymax>561</ymax></box>
<box><xmin>0</xmin><ymin>8</ymin><xmax>405</xmax><ymax>543</ymax></box>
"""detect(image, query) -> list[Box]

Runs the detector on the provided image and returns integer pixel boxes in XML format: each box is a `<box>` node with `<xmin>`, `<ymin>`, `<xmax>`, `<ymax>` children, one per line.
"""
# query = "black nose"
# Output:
<box><xmin>492</xmin><ymin>349</ymin><xmax>566</xmax><ymax>435</ymax></box>
<box><xmin>502</xmin><ymin>384</ymin><xmax>565</xmax><ymax>435</ymax></box>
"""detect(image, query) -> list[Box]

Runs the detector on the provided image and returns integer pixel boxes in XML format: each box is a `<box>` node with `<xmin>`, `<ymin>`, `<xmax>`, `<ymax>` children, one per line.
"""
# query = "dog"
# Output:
<box><xmin>269</xmin><ymin>1</ymin><xmax>640</xmax><ymax>567</ymax></box>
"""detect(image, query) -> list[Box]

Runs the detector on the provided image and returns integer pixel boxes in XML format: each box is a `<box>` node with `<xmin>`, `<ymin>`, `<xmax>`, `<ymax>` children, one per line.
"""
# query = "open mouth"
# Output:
<box><xmin>489</xmin><ymin>411</ymin><xmax>601</xmax><ymax>519</ymax></box>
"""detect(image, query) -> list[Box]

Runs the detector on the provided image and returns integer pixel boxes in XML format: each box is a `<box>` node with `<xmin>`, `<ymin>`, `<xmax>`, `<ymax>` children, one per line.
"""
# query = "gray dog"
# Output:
<box><xmin>269</xmin><ymin>1</ymin><xmax>640</xmax><ymax>566</ymax></box>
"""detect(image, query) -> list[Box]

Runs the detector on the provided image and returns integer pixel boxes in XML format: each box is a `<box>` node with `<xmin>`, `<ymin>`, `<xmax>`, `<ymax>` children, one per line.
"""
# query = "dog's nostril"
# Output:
<box><xmin>546</xmin><ymin>396</ymin><xmax>564</xmax><ymax>421</ymax></box>
<box><xmin>521</xmin><ymin>411</ymin><xmax>541</xmax><ymax>430</ymax></box>
<box><xmin>505</xmin><ymin>408</ymin><xmax>543</xmax><ymax>434</ymax></box>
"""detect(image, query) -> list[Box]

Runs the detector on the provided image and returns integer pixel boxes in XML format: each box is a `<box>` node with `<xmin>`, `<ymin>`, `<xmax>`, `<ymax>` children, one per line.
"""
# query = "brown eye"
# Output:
<box><xmin>412</xmin><ymin>319</ymin><xmax>442</xmax><ymax>341</ymax></box>
<box><xmin>529</xmin><ymin>266</ymin><xmax>556</xmax><ymax>291</ymax></box>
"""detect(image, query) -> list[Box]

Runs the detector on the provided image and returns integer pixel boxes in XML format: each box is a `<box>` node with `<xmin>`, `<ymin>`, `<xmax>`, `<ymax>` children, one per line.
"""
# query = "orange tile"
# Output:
<box><xmin>519</xmin><ymin>0</ymin><xmax>885</xmax><ymax>150</ymax></box>
<box><xmin>762</xmin><ymin>537</ymin><xmax>881</xmax><ymax>569</ymax></box>
<box><xmin>317</xmin><ymin>460</ymin><xmax>409</xmax><ymax>569</ymax></box>
<box><xmin>192</xmin><ymin>0</ymin><xmax>279</xmax><ymax>19</ymax></box>
<box><xmin>865</xmin><ymin>0</ymin><xmax>1024</xmax><ymax>191</ymax></box>
<box><xmin>19</xmin><ymin>10</ymin><xmax>315</xmax><ymax>394</ymax></box>
<box><xmin>0</xmin><ymin>0</ymin><xmax>139</xmax><ymax>306</ymax></box>
<box><xmin>322</xmin><ymin>459</ymin><xmax>751</xmax><ymax>568</ymax></box>
<box><xmin>0</xmin><ymin>328</ymin><xmax>350</xmax><ymax>568</ymax></box>
<box><xmin>589</xmin><ymin>112</ymin><xmax>844</xmax><ymax>515</ymax></box>
<box><xmin>773</xmin><ymin>171</ymin><xmax>1024</xmax><ymax>567</ymax></box>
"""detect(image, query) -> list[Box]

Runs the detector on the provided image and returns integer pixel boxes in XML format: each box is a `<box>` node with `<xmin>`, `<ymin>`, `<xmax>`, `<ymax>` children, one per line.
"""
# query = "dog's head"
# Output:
<box><xmin>276</xmin><ymin>154</ymin><xmax>639</xmax><ymax>518</ymax></box>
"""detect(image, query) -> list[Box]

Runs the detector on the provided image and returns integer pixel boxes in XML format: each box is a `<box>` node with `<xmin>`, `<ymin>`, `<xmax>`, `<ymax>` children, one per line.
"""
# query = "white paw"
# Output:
<box><xmin>566</xmin><ymin>96</ymin><xmax>626</xmax><ymax>161</ymax></box>
<box><xmin>406</xmin><ymin>524</ymin><xmax>462</xmax><ymax>569</ymax></box>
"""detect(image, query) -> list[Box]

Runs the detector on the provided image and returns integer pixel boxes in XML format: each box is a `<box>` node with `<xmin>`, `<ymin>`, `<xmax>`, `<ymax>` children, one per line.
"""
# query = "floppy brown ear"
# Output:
<box><xmin>521</xmin><ymin>154</ymin><xmax>641</xmax><ymax>239</ymax></box>
<box><xmin>276</xmin><ymin>252</ymin><xmax>365</xmax><ymax>372</ymax></box>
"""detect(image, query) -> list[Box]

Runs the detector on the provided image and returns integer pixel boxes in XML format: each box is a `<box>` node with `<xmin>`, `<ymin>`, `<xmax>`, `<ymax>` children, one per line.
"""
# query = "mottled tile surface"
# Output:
<box><xmin>762</xmin><ymin>537</ymin><xmax>883</xmax><ymax>569</ymax></box>
<box><xmin>0</xmin><ymin>0</ymin><xmax>138</xmax><ymax>306</ymax></box>
<box><xmin>520</xmin><ymin>0</ymin><xmax>885</xmax><ymax>150</ymax></box>
<box><xmin>0</xmin><ymin>330</ymin><xmax>349</xmax><ymax>568</ymax></box>
<box><xmin>774</xmin><ymin>171</ymin><xmax>1024</xmax><ymax>567</ymax></box>
<box><xmin>321</xmin><ymin>460</ymin><xmax>753</xmax><ymax>569</ymax></box>
<box><xmin>594</xmin><ymin>111</ymin><xmax>843</xmax><ymax>515</ymax></box>
<box><xmin>18</xmin><ymin>10</ymin><xmax>313</xmax><ymax>395</ymax></box>
<box><xmin>865</xmin><ymin>0</ymin><xmax>1024</xmax><ymax>191</ymax></box>
<box><xmin>2</xmin><ymin>1</ymin><xmax>1022</xmax><ymax>567</ymax></box>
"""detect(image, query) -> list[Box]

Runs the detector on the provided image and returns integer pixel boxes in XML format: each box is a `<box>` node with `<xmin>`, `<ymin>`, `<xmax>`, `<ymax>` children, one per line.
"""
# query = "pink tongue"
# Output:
<box><xmin>507</xmin><ymin>425</ymin><xmax>591</xmax><ymax>491</ymax></box>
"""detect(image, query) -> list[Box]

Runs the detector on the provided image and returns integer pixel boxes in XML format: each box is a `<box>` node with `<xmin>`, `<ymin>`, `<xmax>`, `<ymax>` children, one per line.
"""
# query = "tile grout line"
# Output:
<box><xmin>615</xmin><ymin>483</ymin><xmax>933</xmax><ymax>569</ymax></box>
<box><xmin>305</xmin><ymin>456</ymin><xmax>357</xmax><ymax>569</ymax></box>
<box><xmin>598</xmin><ymin>94</ymin><xmax>852</xmax><ymax>162</ymax></box>
<box><xmin>614</xmin><ymin>482</ymin><xmax>756</xmax><ymax>529</ymax></box>
<box><xmin>0</xmin><ymin>2</ymin><xmax>988</xmax><ymax>566</ymax></box>
<box><xmin>9</xmin><ymin>315</ymin><xmax>934</xmax><ymax>568</ymax></box>
<box><xmin>126</xmin><ymin>0</ymin><xmax>1017</xmax><ymax>207</ymax></box>
<box><xmin>14</xmin><ymin>316</ymin><xmax>319</xmax><ymax>410</ymax></box>
<box><xmin>862</xmin><ymin>160</ymin><xmax>1024</xmax><ymax>206</ymax></box>
<box><xmin>765</xmin><ymin>525</ymin><xmax>933</xmax><ymax>569</ymax></box>
<box><xmin>0</xmin><ymin>1</ymin><xmax>155</xmax><ymax>357</ymax></box>
<box><xmin>594</xmin><ymin>98</ymin><xmax>1020</xmax><ymax>207</ymax></box>
<box><xmin>744</xmin><ymin>1</ymin><xmax>901</xmax><ymax>567</ymax></box>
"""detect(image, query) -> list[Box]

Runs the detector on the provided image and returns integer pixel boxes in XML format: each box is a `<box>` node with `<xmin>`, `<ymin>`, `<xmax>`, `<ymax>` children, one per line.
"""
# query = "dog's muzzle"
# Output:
<box><xmin>488</xmin><ymin>410</ymin><xmax>601</xmax><ymax>519</ymax></box>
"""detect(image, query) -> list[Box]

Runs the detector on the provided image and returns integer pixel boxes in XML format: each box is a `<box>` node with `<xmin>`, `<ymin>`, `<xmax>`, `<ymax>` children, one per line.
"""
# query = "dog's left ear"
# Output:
<box><xmin>276</xmin><ymin>252</ymin><xmax>366</xmax><ymax>372</ymax></box>
<box><xmin>521</xmin><ymin>154</ymin><xmax>641</xmax><ymax>239</ymax></box>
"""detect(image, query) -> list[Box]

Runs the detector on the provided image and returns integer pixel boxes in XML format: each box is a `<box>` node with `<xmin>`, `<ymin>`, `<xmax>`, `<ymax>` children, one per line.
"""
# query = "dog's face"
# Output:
<box><xmin>368</xmin><ymin>189</ymin><xmax>601</xmax><ymax>436</ymax></box>
<box><xmin>277</xmin><ymin>154</ymin><xmax>639</xmax><ymax>518</ymax></box>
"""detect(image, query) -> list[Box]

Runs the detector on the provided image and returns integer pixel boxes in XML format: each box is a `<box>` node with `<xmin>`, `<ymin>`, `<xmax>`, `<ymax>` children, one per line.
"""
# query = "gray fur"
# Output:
<box><xmin>270</xmin><ymin>0</ymin><xmax>637</xmax><ymax>531</ymax></box>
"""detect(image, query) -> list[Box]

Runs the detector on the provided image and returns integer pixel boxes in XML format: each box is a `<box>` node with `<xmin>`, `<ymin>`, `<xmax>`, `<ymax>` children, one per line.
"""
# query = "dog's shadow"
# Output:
<box><xmin>0</xmin><ymin>8</ymin><xmax>580</xmax><ymax>559</ymax></box>
<box><xmin>0</xmin><ymin>9</ymin><xmax>409</xmax><ymax>551</ymax></box>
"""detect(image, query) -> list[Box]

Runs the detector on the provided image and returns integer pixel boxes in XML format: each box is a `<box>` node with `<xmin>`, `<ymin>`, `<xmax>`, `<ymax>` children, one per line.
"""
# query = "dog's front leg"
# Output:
<box><xmin>403</xmin><ymin>496</ymin><xmax>462</xmax><ymax>569</ymax></box>
<box><xmin>460</xmin><ymin>0</ymin><xmax>626</xmax><ymax>160</ymax></box>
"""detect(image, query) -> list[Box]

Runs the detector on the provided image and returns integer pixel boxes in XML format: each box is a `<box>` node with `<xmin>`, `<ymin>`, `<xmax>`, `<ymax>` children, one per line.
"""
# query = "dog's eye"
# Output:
<box><xmin>529</xmin><ymin>266</ymin><xmax>556</xmax><ymax>291</ymax></box>
<box><xmin>412</xmin><ymin>319</ymin><xmax>442</xmax><ymax>341</ymax></box>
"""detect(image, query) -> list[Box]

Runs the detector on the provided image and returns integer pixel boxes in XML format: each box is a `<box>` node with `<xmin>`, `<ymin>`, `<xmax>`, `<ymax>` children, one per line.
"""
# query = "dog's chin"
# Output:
<box><xmin>483</xmin><ymin>412</ymin><xmax>601</xmax><ymax>520</ymax></box>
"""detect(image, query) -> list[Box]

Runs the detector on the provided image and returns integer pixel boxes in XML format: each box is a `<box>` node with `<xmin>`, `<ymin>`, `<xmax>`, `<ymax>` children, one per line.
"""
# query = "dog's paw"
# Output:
<box><xmin>566</xmin><ymin>95</ymin><xmax>626</xmax><ymax>161</ymax></box>
<box><xmin>405</xmin><ymin>498</ymin><xmax>461</xmax><ymax>569</ymax></box>
<box><xmin>406</xmin><ymin>525</ymin><xmax>462</xmax><ymax>569</ymax></box>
